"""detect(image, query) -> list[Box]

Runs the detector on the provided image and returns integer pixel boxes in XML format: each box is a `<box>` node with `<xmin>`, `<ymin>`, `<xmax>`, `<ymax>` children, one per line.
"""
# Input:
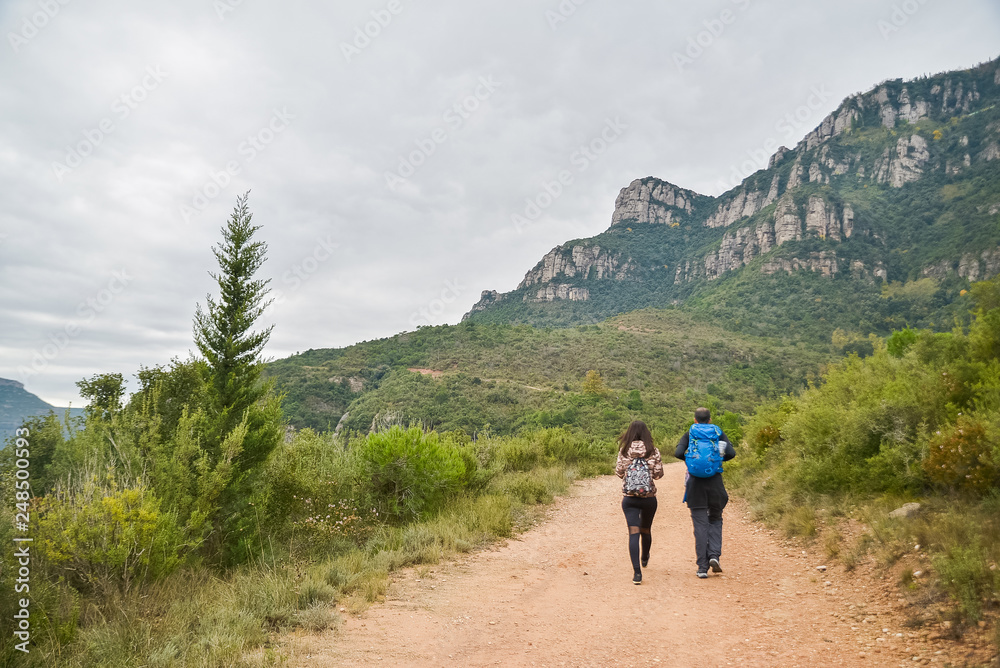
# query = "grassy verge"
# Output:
<box><xmin>9</xmin><ymin>429</ymin><xmax>609</xmax><ymax>667</ymax></box>
<box><xmin>729</xmin><ymin>456</ymin><xmax>1000</xmax><ymax>647</ymax></box>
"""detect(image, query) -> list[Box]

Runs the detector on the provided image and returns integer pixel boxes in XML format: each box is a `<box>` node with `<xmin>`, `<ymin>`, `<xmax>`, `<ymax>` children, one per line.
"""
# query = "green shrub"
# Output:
<box><xmin>491</xmin><ymin>472</ymin><xmax>553</xmax><ymax>504</ymax></box>
<box><xmin>932</xmin><ymin>539</ymin><xmax>997</xmax><ymax>621</ymax></box>
<box><xmin>783</xmin><ymin>505</ymin><xmax>817</xmax><ymax>537</ymax></box>
<box><xmin>497</xmin><ymin>435</ymin><xmax>543</xmax><ymax>472</ymax></box>
<box><xmin>35</xmin><ymin>479</ymin><xmax>185</xmax><ymax>595</ymax></box>
<box><xmin>357</xmin><ymin>426</ymin><xmax>466</xmax><ymax>521</ymax></box>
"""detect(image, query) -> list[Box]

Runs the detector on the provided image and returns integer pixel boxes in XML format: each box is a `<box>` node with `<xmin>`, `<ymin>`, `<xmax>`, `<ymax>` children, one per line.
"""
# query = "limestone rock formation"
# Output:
<box><xmin>527</xmin><ymin>284</ymin><xmax>590</xmax><ymax>302</ymax></box>
<box><xmin>805</xmin><ymin>196</ymin><xmax>840</xmax><ymax>240</ymax></box>
<box><xmin>697</xmin><ymin>195</ymin><xmax>855</xmax><ymax>281</ymax></box>
<box><xmin>803</xmin><ymin>104</ymin><xmax>859</xmax><ymax>149</ymax></box>
<box><xmin>773</xmin><ymin>195</ymin><xmax>802</xmax><ymax>245</ymax></box>
<box><xmin>702</xmin><ymin>224</ymin><xmax>775</xmax><ymax>280</ymax></box>
<box><xmin>874</xmin><ymin>134</ymin><xmax>929</xmax><ymax>186</ymax></box>
<box><xmin>957</xmin><ymin>247</ymin><xmax>1000</xmax><ymax>282</ymax></box>
<box><xmin>761</xmin><ymin>251</ymin><xmax>839</xmax><ymax>278</ymax></box>
<box><xmin>463</xmin><ymin>289</ymin><xmax>505</xmax><ymax>317</ymax></box>
<box><xmin>518</xmin><ymin>245</ymin><xmax>635</xmax><ymax>289</ymax></box>
<box><xmin>786</xmin><ymin>156</ymin><xmax>804</xmax><ymax>190</ymax></box>
<box><xmin>842</xmin><ymin>203</ymin><xmax>855</xmax><ymax>238</ymax></box>
<box><xmin>980</xmin><ymin>142</ymin><xmax>1000</xmax><ymax>162</ymax></box>
<box><xmin>610</xmin><ymin>178</ymin><xmax>697</xmax><ymax>226</ymax></box>
<box><xmin>462</xmin><ymin>57</ymin><xmax>1000</xmax><ymax>318</ymax></box>
<box><xmin>703</xmin><ymin>185</ymin><xmax>777</xmax><ymax>229</ymax></box>
<box><xmin>767</xmin><ymin>146</ymin><xmax>790</xmax><ymax>169</ymax></box>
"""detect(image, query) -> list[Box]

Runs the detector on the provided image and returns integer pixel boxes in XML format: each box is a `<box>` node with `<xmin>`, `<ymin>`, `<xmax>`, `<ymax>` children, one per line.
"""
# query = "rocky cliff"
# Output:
<box><xmin>608</xmin><ymin>179</ymin><xmax>706</xmax><ymax>227</ymax></box>
<box><xmin>465</xmin><ymin>56</ymin><xmax>1000</xmax><ymax>323</ymax></box>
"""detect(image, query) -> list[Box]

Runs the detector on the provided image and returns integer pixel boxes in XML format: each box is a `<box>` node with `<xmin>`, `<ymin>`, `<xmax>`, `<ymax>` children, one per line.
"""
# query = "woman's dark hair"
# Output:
<box><xmin>618</xmin><ymin>420</ymin><xmax>654</xmax><ymax>457</ymax></box>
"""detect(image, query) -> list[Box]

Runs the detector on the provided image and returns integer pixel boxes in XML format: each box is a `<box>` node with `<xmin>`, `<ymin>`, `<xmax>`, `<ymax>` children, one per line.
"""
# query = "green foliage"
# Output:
<box><xmin>35</xmin><ymin>478</ymin><xmax>185</xmax><ymax>595</ymax></box>
<box><xmin>269</xmin><ymin>309</ymin><xmax>827</xmax><ymax>441</ymax></box>
<box><xmin>0</xmin><ymin>412</ymin><xmax>64</xmax><ymax>495</ymax></box>
<box><xmin>490</xmin><ymin>471</ymin><xmax>555</xmax><ymax>504</ymax></box>
<box><xmin>582</xmin><ymin>369</ymin><xmax>606</xmax><ymax>395</ymax></box>
<box><xmin>3</xmin><ymin>414</ymin><xmax>611</xmax><ymax>664</ymax></box>
<box><xmin>187</xmin><ymin>194</ymin><xmax>285</xmax><ymax>559</ymax></box>
<box><xmin>713</xmin><ymin>410</ymin><xmax>744</xmax><ymax>446</ymax></box>
<box><xmin>735</xmin><ymin>277</ymin><xmax>1000</xmax><ymax>635</ymax></box>
<box><xmin>932</xmin><ymin>539</ymin><xmax>998</xmax><ymax>622</ymax></box>
<box><xmin>193</xmin><ymin>192</ymin><xmax>282</xmax><ymax>479</ymax></box>
<box><xmin>886</xmin><ymin>327</ymin><xmax>919</xmax><ymax>358</ymax></box>
<box><xmin>76</xmin><ymin>373</ymin><xmax>125</xmax><ymax>422</ymax></box>
<box><xmin>356</xmin><ymin>426</ymin><xmax>467</xmax><ymax>522</ymax></box>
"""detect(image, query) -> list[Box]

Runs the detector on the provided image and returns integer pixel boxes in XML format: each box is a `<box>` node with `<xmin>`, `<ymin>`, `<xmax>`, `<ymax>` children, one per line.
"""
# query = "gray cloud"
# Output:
<box><xmin>1</xmin><ymin>0</ymin><xmax>998</xmax><ymax>404</ymax></box>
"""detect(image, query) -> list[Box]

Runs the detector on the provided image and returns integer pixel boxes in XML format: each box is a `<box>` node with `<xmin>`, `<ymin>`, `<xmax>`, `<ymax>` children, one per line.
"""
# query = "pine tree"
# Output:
<box><xmin>193</xmin><ymin>192</ymin><xmax>282</xmax><ymax>481</ymax></box>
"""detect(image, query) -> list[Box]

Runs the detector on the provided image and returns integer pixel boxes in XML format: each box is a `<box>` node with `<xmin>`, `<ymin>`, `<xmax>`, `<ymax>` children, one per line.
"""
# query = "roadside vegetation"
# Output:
<box><xmin>730</xmin><ymin>274</ymin><xmax>1000</xmax><ymax>646</ymax></box>
<box><xmin>0</xmin><ymin>197</ymin><xmax>611</xmax><ymax>667</ymax></box>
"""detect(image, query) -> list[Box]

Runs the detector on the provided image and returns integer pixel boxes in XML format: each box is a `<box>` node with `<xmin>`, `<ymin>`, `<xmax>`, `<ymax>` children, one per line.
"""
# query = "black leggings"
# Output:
<box><xmin>622</xmin><ymin>495</ymin><xmax>657</xmax><ymax>573</ymax></box>
<box><xmin>622</xmin><ymin>495</ymin><xmax>658</xmax><ymax>528</ymax></box>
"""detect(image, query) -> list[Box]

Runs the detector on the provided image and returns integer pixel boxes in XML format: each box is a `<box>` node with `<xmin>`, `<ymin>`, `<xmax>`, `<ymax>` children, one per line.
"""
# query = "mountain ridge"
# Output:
<box><xmin>464</xmin><ymin>55</ymin><xmax>1000</xmax><ymax>337</ymax></box>
<box><xmin>0</xmin><ymin>378</ymin><xmax>83</xmax><ymax>444</ymax></box>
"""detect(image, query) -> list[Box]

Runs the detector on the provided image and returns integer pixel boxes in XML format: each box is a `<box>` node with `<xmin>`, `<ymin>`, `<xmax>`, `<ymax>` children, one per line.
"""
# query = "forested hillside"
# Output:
<box><xmin>267</xmin><ymin>309</ymin><xmax>830</xmax><ymax>438</ymax></box>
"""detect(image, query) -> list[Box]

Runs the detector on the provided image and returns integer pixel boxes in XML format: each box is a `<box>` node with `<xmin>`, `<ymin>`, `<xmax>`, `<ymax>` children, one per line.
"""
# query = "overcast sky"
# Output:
<box><xmin>1</xmin><ymin>0</ymin><xmax>997</xmax><ymax>406</ymax></box>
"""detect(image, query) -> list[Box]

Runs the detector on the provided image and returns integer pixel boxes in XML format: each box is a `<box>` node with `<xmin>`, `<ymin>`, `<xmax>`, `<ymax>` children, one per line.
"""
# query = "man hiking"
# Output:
<box><xmin>674</xmin><ymin>407</ymin><xmax>736</xmax><ymax>578</ymax></box>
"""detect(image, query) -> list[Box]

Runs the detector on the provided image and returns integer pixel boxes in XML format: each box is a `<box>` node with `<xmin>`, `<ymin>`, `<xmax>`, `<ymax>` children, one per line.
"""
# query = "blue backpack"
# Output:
<box><xmin>685</xmin><ymin>424</ymin><xmax>723</xmax><ymax>478</ymax></box>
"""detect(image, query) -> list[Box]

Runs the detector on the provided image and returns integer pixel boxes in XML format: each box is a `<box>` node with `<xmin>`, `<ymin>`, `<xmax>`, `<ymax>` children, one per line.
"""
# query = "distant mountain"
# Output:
<box><xmin>0</xmin><ymin>378</ymin><xmax>83</xmax><ymax>444</ymax></box>
<box><xmin>465</xmin><ymin>56</ymin><xmax>1000</xmax><ymax>342</ymax></box>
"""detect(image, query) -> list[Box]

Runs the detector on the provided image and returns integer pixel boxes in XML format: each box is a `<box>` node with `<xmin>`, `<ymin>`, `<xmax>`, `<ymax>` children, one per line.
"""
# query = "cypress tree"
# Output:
<box><xmin>193</xmin><ymin>192</ymin><xmax>283</xmax><ymax>552</ymax></box>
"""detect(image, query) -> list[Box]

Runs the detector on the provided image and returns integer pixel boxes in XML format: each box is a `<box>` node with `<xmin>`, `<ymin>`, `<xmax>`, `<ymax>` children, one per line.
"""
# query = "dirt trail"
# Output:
<box><xmin>288</xmin><ymin>463</ymin><xmax>971</xmax><ymax>667</ymax></box>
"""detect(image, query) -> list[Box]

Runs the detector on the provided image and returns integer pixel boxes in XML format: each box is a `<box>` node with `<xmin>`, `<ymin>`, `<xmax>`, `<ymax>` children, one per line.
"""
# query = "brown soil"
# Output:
<box><xmin>407</xmin><ymin>368</ymin><xmax>443</xmax><ymax>379</ymax></box>
<box><xmin>287</xmin><ymin>463</ymin><xmax>996</xmax><ymax>667</ymax></box>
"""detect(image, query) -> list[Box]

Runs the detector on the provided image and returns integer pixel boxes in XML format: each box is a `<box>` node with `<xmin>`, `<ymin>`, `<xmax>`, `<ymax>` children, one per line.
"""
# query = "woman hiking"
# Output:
<box><xmin>615</xmin><ymin>420</ymin><xmax>664</xmax><ymax>584</ymax></box>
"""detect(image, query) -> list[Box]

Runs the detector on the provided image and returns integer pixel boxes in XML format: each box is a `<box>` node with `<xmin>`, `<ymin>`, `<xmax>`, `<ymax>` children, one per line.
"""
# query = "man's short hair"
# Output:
<box><xmin>694</xmin><ymin>407</ymin><xmax>711</xmax><ymax>423</ymax></box>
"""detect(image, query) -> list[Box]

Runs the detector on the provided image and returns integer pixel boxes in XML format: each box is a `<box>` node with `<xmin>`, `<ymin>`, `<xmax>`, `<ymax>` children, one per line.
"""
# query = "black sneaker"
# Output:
<box><xmin>696</xmin><ymin>571</ymin><xmax>708</xmax><ymax>579</ymax></box>
<box><xmin>709</xmin><ymin>558</ymin><xmax>722</xmax><ymax>573</ymax></box>
<box><xmin>641</xmin><ymin>555</ymin><xmax>649</xmax><ymax>568</ymax></box>
<box><xmin>632</xmin><ymin>572</ymin><xmax>642</xmax><ymax>585</ymax></box>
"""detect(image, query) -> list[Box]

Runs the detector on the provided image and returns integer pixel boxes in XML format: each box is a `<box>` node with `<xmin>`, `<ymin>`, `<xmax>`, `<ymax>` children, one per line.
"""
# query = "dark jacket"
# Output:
<box><xmin>674</xmin><ymin>426</ymin><xmax>736</xmax><ymax>508</ymax></box>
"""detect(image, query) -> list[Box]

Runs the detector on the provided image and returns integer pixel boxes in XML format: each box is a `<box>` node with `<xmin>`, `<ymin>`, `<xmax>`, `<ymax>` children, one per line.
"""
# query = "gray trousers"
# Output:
<box><xmin>689</xmin><ymin>505</ymin><xmax>724</xmax><ymax>572</ymax></box>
